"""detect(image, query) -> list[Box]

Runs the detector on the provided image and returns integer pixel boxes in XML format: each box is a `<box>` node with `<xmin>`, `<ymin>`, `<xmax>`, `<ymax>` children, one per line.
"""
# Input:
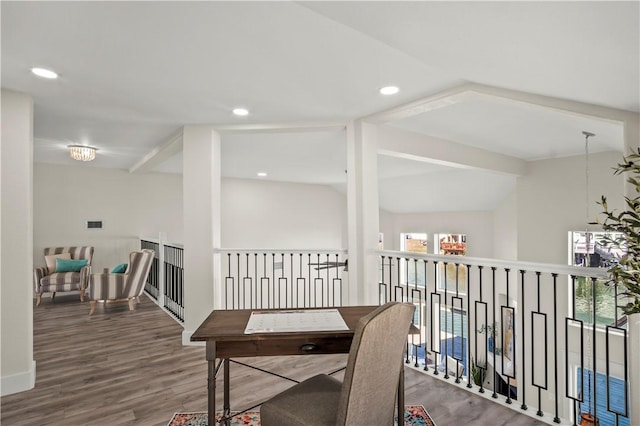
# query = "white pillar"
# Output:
<box><xmin>623</xmin><ymin>114</ymin><xmax>640</xmax><ymax>426</ymax></box>
<box><xmin>1</xmin><ymin>90</ymin><xmax>35</xmax><ymax>395</ymax></box>
<box><xmin>346</xmin><ymin>120</ymin><xmax>380</xmax><ymax>306</ymax></box>
<box><xmin>182</xmin><ymin>125</ymin><xmax>221</xmax><ymax>345</ymax></box>
<box><xmin>628</xmin><ymin>313</ymin><xmax>640</xmax><ymax>426</ymax></box>
<box><xmin>158</xmin><ymin>232</ymin><xmax>166</xmax><ymax>304</ymax></box>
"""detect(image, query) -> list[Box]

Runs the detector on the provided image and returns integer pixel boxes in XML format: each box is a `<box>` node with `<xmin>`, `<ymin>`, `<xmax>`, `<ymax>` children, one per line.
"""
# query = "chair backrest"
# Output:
<box><xmin>123</xmin><ymin>249</ymin><xmax>155</xmax><ymax>297</ymax></box>
<box><xmin>44</xmin><ymin>246</ymin><xmax>94</xmax><ymax>264</ymax></box>
<box><xmin>336</xmin><ymin>302</ymin><xmax>415</xmax><ymax>426</ymax></box>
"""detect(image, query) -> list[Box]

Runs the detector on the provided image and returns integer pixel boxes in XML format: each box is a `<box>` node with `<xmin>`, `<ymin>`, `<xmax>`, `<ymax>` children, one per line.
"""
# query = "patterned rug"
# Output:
<box><xmin>167</xmin><ymin>405</ymin><xmax>436</xmax><ymax>426</ymax></box>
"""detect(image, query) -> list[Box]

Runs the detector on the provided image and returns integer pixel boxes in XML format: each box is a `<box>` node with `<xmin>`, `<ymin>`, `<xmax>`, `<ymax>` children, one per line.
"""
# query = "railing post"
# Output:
<box><xmin>630</xmin><ymin>313</ymin><xmax>640</xmax><ymax>425</ymax></box>
<box><xmin>158</xmin><ymin>232</ymin><xmax>166</xmax><ymax>306</ymax></box>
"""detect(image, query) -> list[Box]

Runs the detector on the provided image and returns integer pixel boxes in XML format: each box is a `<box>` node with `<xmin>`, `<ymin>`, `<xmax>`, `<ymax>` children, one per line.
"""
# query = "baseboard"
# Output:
<box><xmin>1</xmin><ymin>360</ymin><xmax>36</xmax><ymax>396</ymax></box>
<box><xmin>182</xmin><ymin>330</ymin><xmax>205</xmax><ymax>347</ymax></box>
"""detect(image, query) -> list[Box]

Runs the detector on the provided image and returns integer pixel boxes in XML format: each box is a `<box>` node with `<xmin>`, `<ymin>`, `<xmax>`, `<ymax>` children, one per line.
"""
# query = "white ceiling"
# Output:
<box><xmin>2</xmin><ymin>1</ymin><xmax>638</xmax><ymax>213</ymax></box>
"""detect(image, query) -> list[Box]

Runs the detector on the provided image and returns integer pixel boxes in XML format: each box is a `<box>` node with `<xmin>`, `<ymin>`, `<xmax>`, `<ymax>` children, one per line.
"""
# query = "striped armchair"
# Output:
<box><xmin>33</xmin><ymin>246</ymin><xmax>94</xmax><ymax>306</ymax></box>
<box><xmin>87</xmin><ymin>249</ymin><xmax>155</xmax><ymax>316</ymax></box>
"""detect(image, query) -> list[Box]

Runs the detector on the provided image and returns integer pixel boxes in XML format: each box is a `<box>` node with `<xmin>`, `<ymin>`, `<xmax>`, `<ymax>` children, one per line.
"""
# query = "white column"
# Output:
<box><xmin>628</xmin><ymin>313</ymin><xmax>640</xmax><ymax>426</ymax></box>
<box><xmin>158</xmin><ymin>232</ymin><xmax>166</xmax><ymax>304</ymax></box>
<box><xmin>346</xmin><ymin>120</ymin><xmax>380</xmax><ymax>306</ymax></box>
<box><xmin>1</xmin><ymin>90</ymin><xmax>35</xmax><ymax>395</ymax></box>
<box><xmin>182</xmin><ymin>125</ymin><xmax>221</xmax><ymax>345</ymax></box>
<box><xmin>623</xmin><ymin>113</ymin><xmax>640</xmax><ymax>426</ymax></box>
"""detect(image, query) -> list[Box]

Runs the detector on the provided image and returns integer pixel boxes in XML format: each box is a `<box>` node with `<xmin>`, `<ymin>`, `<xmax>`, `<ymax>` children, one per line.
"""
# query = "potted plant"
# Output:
<box><xmin>596</xmin><ymin>148</ymin><xmax>640</xmax><ymax>316</ymax></box>
<box><xmin>470</xmin><ymin>356</ymin><xmax>486</xmax><ymax>387</ymax></box>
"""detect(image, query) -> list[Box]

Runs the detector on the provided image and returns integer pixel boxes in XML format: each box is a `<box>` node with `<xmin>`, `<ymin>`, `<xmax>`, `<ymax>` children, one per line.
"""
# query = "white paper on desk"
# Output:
<box><xmin>244</xmin><ymin>309</ymin><xmax>349</xmax><ymax>334</ymax></box>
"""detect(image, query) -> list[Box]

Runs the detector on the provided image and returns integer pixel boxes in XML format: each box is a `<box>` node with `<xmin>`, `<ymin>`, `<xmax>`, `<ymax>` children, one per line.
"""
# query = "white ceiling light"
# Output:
<box><xmin>69</xmin><ymin>145</ymin><xmax>97</xmax><ymax>161</ymax></box>
<box><xmin>31</xmin><ymin>67</ymin><xmax>58</xmax><ymax>79</ymax></box>
<box><xmin>379</xmin><ymin>86</ymin><xmax>399</xmax><ymax>95</ymax></box>
<box><xmin>257</xmin><ymin>172</ymin><xmax>268</xmax><ymax>177</ymax></box>
<box><xmin>233</xmin><ymin>108</ymin><xmax>249</xmax><ymax>116</ymax></box>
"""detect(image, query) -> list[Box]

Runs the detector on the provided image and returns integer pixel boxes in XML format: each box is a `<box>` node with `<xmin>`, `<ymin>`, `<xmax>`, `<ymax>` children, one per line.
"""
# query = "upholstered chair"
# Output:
<box><xmin>260</xmin><ymin>302</ymin><xmax>415</xmax><ymax>426</ymax></box>
<box><xmin>87</xmin><ymin>249</ymin><xmax>155</xmax><ymax>315</ymax></box>
<box><xmin>33</xmin><ymin>246</ymin><xmax>94</xmax><ymax>306</ymax></box>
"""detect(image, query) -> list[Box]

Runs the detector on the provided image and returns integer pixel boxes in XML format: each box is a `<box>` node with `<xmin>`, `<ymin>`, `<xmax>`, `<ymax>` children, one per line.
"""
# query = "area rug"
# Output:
<box><xmin>167</xmin><ymin>405</ymin><xmax>436</xmax><ymax>426</ymax></box>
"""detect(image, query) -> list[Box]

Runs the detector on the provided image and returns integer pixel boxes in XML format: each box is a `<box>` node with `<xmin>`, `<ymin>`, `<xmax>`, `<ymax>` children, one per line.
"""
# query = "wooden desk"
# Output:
<box><xmin>191</xmin><ymin>305</ymin><xmax>405</xmax><ymax>426</ymax></box>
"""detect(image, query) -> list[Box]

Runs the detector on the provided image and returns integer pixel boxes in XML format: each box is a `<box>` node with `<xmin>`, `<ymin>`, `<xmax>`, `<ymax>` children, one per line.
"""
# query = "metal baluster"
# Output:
<box><xmin>467</xmin><ymin>264</ymin><xmax>473</xmax><ymax>388</ymax></box>
<box><xmin>477</xmin><ymin>265</ymin><xmax>486</xmax><ymax>394</ymax></box>
<box><xmin>423</xmin><ymin>260</ymin><xmax>430</xmax><ymax>372</ymax></box>
<box><xmin>491</xmin><ymin>267</ymin><xmax>498</xmax><ymax>399</ymax></box>
<box><xmin>503</xmin><ymin>268</ymin><xmax>513</xmax><ymax>405</ymax></box>
<box><xmin>590</xmin><ymin>276</ymin><xmax>597</xmax><ymax>424</ymax></box>
<box><xmin>443</xmin><ymin>261</ymin><xmax>449</xmax><ymax>380</ymax></box>
<box><xmin>520</xmin><ymin>269</ymin><xmax>528</xmax><ymax>410</ymax></box>
<box><xmin>553</xmin><ymin>273</ymin><xmax>560</xmax><ymax>423</ymax></box>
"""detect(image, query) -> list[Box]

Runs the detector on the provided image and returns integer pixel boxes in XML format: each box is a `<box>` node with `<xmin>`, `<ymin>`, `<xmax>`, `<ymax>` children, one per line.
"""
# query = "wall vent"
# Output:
<box><xmin>87</xmin><ymin>221</ymin><xmax>103</xmax><ymax>229</ymax></box>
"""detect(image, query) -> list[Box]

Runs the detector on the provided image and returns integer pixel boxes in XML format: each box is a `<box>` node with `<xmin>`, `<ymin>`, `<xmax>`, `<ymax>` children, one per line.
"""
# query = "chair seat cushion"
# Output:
<box><xmin>260</xmin><ymin>374</ymin><xmax>342</xmax><ymax>426</ymax></box>
<box><xmin>41</xmin><ymin>272</ymin><xmax>81</xmax><ymax>286</ymax></box>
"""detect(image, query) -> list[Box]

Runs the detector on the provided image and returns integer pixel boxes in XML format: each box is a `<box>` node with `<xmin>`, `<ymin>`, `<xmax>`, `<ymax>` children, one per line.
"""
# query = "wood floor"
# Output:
<box><xmin>1</xmin><ymin>293</ymin><xmax>547</xmax><ymax>425</ymax></box>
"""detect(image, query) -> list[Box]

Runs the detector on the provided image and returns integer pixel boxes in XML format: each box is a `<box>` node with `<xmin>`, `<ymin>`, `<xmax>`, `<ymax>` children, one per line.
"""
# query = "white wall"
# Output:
<box><xmin>1</xmin><ymin>90</ymin><xmax>35</xmax><ymax>396</ymax></box>
<box><xmin>33</xmin><ymin>163</ymin><xmax>183</xmax><ymax>272</ymax></box>
<box><xmin>221</xmin><ymin>178</ymin><xmax>347</xmax><ymax>249</ymax></box>
<box><xmin>517</xmin><ymin>151</ymin><xmax>623</xmax><ymax>264</ymax></box>
<box><xmin>379</xmin><ymin>210</ymin><xmax>494</xmax><ymax>257</ymax></box>
<box><xmin>32</xmin><ymin>165</ymin><xmax>347</xmax><ymax>267</ymax></box>
<box><xmin>493</xmin><ymin>189</ymin><xmax>518</xmax><ymax>260</ymax></box>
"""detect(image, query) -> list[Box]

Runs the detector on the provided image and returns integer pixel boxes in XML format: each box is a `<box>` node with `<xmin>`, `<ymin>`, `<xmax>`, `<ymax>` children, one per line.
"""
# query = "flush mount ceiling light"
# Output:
<box><xmin>233</xmin><ymin>108</ymin><xmax>249</xmax><ymax>116</ymax></box>
<box><xmin>379</xmin><ymin>86</ymin><xmax>399</xmax><ymax>95</ymax></box>
<box><xmin>257</xmin><ymin>172</ymin><xmax>268</xmax><ymax>177</ymax></box>
<box><xmin>31</xmin><ymin>67</ymin><xmax>58</xmax><ymax>79</ymax></box>
<box><xmin>68</xmin><ymin>145</ymin><xmax>97</xmax><ymax>161</ymax></box>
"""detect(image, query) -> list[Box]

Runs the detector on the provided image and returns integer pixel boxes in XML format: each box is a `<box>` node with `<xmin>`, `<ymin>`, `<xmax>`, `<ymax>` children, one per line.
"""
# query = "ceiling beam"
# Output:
<box><xmin>366</xmin><ymin>82</ymin><xmax>633</xmax><ymax>125</ymax></box>
<box><xmin>377</xmin><ymin>125</ymin><xmax>527</xmax><ymax>176</ymax></box>
<box><xmin>129</xmin><ymin>129</ymin><xmax>183</xmax><ymax>174</ymax></box>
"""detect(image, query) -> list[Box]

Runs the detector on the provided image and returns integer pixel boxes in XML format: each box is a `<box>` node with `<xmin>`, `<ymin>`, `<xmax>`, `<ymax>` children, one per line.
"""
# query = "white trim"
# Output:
<box><xmin>182</xmin><ymin>330</ymin><xmax>205</xmax><ymax>347</ymax></box>
<box><xmin>213</xmin><ymin>121</ymin><xmax>346</xmax><ymax>134</ymax></box>
<box><xmin>214</xmin><ymin>248</ymin><xmax>347</xmax><ymax>255</ymax></box>
<box><xmin>1</xmin><ymin>360</ymin><xmax>36</xmax><ymax>396</ymax></box>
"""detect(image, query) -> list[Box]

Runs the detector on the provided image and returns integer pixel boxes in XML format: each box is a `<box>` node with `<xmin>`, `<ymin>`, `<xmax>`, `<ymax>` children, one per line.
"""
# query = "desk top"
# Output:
<box><xmin>191</xmin><ymin>305</ymin><xmax>378</xmax><ymax>342</ymax></box>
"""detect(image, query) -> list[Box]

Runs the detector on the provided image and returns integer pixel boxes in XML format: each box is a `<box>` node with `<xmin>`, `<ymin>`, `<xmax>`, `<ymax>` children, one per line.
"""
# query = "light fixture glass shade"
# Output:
<box><xmin>69</xmin><ymin>145</ymin><xmax>97</xmax><ymax>161</ymax></box>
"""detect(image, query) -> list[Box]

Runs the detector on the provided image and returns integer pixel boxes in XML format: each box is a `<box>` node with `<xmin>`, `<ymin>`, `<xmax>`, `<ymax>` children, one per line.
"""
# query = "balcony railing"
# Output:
<box><xmin>140</xmin><ymin>240</ymin><xmax>634</xmax><ymax>425</ymax></box>
<box><xmin>215</xmin><ymin>249</ymin><xmax>348</xmax><ymax>310</ymax></box>
<box><xmin>141</xmin><ymin>238</ymin><xmax>184</xmax><ymax>323</ymax></box>
<box><xmin>378</xmin><ymin>250</ymin><xmax>630</xmax><ymax>426</ymax></box>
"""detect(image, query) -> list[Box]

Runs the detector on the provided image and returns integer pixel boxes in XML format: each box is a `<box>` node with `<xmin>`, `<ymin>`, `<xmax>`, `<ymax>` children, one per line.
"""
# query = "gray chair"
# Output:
<box><xmin>260</xmin><ymin>302</ymin><xmax>415</xmax><ymax>426</ymax></box>
<box><xmin>87</xmin><ymin>249</ymin><xmax>155</xmax><ymax>315</ymax></box>
<box><xmin>33</xmin><ymin>246</ymin><xmax>94</xmax><ymax>306</ymax></box>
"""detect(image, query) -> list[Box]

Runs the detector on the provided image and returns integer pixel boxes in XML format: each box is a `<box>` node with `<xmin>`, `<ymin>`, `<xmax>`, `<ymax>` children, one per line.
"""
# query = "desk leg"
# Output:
<box><xmin>398</xmin><ymin>364</ymin><xmax>405</xmax><ymax>424</ymax></box>
<box><xmin>207</xmin><ymin>342</ymin><xmax>217</xmax><ymax>426</ymax></box>
<box><xmin>223</xmin><ymin>358</ymin><xmax>230</xmax><ymax>426</ymax></box>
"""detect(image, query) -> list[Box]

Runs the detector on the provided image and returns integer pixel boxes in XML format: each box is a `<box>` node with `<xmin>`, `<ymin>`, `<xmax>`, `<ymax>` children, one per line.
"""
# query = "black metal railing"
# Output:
<box><xmin>216</xmin><ymin>249</ymin><xmax>347</xmax><ymax>310</ymax></box>
<box><xmin>141</xmin><ymin>239</ymin><xmax>160</xmax><ymax>300</ymax></box>
<box><xmin>164</xmin><ymin>244</ymin><xmax>184</xmax><ymax>322</ymax></box>
<box><xmin>378</xmin><ymin>250</ymin><xmax>630</xmax><ymax>426</ymax></box>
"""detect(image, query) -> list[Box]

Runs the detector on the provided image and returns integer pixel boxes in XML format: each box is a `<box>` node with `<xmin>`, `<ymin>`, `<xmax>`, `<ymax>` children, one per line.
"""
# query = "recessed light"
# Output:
<box><xmin>233</xmin><ymin>108</ymin><xmax>249</xmax><ymax>116</ymax></box>
<box><xmin>257</xmin><ymin>172</ymin><xmax>267</xmax><ymax>177</ymax></box>
<box><xmin>31</xmin><ymin>67</ymin><xmax>58</xmax><ymax>79</ymax></box>
<box><xmin>379</xmin><ymin>86</ymin><xmax>399</xmax><ymax>95</ymax></box>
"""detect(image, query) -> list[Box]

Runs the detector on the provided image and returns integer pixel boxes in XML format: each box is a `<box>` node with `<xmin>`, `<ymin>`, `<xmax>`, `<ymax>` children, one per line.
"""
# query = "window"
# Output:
<box><xmin>435</xmin><ymin>233</ymin><xmax>467</xmax><ymax>294</ymax></box>
<box><xmin>401</xmin><ymin>233</ymin><xmax>427</xmax><ymax>287</ymax></box>
<box><xmin>569</xmin><ymin>232</ymin><xmax>625</xmax><ymax>328</ymax></box>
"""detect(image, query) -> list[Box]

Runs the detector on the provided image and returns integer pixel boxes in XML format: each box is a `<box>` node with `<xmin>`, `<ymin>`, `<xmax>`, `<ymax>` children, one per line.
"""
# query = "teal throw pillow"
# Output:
<box><xmin>55</xmin><ymin>258</ymin><xmax>89</xmax><ymax>273</ymax></box>
<box><xmin>111</xmin><ymin>263</ymin><xmax>128</xmax><ymax>274</ymax></box>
